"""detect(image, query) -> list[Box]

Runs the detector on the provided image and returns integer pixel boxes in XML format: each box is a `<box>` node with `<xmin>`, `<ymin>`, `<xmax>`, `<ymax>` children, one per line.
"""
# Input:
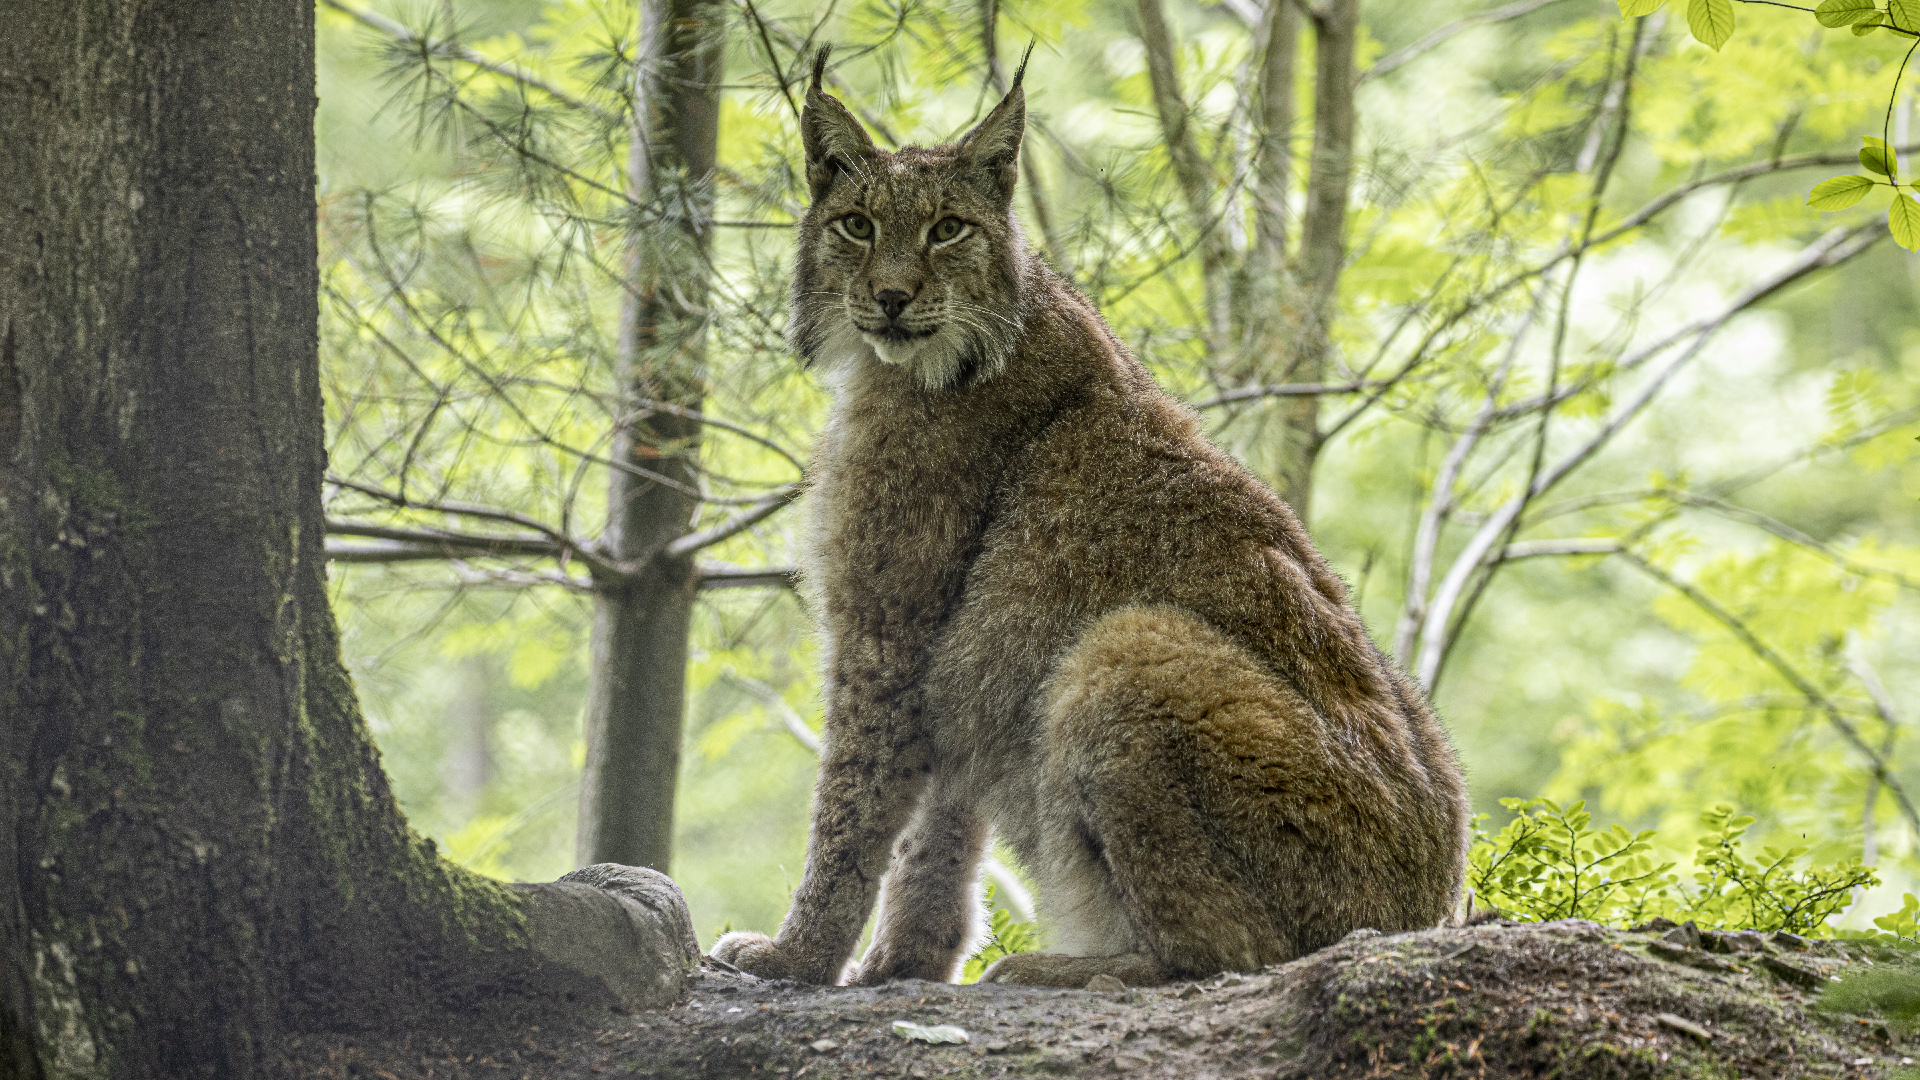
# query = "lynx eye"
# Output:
<box><xmin>931</xmin><ymin>216</ymin><xmax>966</xmax><ymax>244</ymax></box>
<box><xmin>838</xmin><ymin>213</ymin><xmax>874</xmax><ymax>241</ymax></box>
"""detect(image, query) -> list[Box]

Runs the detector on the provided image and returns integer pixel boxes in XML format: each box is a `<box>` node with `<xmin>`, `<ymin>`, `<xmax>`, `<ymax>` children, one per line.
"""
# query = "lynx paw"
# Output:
<box><xmin>710</xmin><ymin>931</ymin><xmax>796</xmax><ymax>980</ymax></box>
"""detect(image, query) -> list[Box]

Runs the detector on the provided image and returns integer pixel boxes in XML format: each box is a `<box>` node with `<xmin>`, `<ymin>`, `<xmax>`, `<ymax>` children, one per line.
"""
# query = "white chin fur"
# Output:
<box><xmin>808</xmin><ymin>320</ymin><xmax>973</xmax><ymax>391</ymax></box>
<box><xmin>864</xmin><ymin>330</ymin><xmax>968</xmax><ymax>390</ymax></box>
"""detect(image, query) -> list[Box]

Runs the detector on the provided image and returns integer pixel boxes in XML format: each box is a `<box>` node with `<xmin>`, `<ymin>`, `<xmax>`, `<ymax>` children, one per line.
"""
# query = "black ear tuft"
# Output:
<box><xmin>957</xmin><ymin>51</ymin><xmax>1030</xmax><ymax>207</ymax></box>
<box><xmin>1011</xmin><ymin>39</ymin><xmax>1034</xmax><ymax>91</ymax></box>
<box><xmin>800</xmin><ymin>45</ymin><xmax>877</xmax><ymax>200</ymax></box>
<box><xmin>809</xmin><ymin>45</ymin><xmax>831</xmax><ymax>98</ymax></box>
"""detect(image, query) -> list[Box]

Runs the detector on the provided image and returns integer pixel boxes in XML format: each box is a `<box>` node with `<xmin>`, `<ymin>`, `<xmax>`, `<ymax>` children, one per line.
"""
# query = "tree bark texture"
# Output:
<box><xmin>0</xmin><ymin>3</ymin><xmax>697</xmax><ymax>1075</ymax></box>
<box><xmin>577</xmin><ymin>0</ymin><xmax>726</xmax><ymax>873</ymax></box>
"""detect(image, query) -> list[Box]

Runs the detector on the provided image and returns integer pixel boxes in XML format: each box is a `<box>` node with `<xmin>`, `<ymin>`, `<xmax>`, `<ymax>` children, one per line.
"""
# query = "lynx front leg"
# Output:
<box><xmin>712</xmin><ymin>676</ymin><xmax>933</xmax><ymax>984</ymax></box>
<box><xmin>850</xmin><ymin>790</ymin><xmax>988</xmax><ymax>985</ymax></box>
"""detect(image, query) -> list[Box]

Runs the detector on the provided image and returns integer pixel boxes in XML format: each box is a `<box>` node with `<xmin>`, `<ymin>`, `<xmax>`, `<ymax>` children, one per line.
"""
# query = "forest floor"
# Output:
<box><xmin>281</xmin><ymin>918</ymin><xmax>1907</xmax><ymax>1079</ymax></box>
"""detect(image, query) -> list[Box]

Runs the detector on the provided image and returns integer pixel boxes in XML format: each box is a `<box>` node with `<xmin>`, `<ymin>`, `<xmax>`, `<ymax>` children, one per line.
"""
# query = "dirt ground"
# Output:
<box><xmin>280</xmin><ymin>919</ymin><xmax>1908</xmax><ymax>1079</ymax></box>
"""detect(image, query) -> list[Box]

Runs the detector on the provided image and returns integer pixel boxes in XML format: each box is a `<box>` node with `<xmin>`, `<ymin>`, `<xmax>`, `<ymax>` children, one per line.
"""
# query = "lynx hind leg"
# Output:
<box><xmin>1034</xmin><ymin>605</ymin><xmax>1365</xmax><ymax>978</ymax></box>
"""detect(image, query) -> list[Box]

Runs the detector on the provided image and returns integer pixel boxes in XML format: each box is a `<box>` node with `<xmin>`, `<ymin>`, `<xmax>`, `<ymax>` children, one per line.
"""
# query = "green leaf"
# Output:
<box><xmin>1853</xmin><ymin>10</ymin><xmax>1886</xmax><ymax>32</ymax></box>
<box><xmin>1688</xmin><ymin>0</ymin><xmax>1736</xmax><ymax>48</ymax></box>
<box><xmin>1862</xmin><ymin>136</ymin><xmax>1897</xmax><ymax>176</ymax></box>
<box><xmin>1619</xmin><ymin>0</ymin><xmax>1667</xmax><ymax>13</ymax></box>
<box><xmin>1891</xmin><ymin>0</ymin><xmax>1920</xmax><ymax>29</ymax></box>
<box><xmin>1815</xmin><ymin>0</ymin><xmax>1879</xmax><ymax>25</ymax></box>
<box><xmin>1808</xmin><ymin>174</ymin><xmax>1877</xmax><ymax>210</ymax></box>
<box><xmin>1890</xmin><ymin>194</ymin><xmax>1920</xmax><ymax>251</ymax></box>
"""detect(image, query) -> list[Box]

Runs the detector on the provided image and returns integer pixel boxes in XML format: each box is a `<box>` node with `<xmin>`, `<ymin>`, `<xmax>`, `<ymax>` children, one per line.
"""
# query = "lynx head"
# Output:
<box><xmin>788</xmin><ymin>47</ymin><xmax>1032</xmax><ymax>390</ymax></box>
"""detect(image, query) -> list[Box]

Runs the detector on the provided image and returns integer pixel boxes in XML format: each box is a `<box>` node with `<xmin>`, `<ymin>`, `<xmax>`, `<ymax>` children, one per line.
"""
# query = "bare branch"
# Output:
<box><xmin>1410</xmin><ymin>223</ymin><xmax>1885</xmax><ymax>687</ymax></box>
<box><xmin>324</xmin><ymin>521</ymin><xmax>578</xmax><ymax>561</ymax></box>
<box><xmin>696</xmin><ymin>563</ymin><xmax>800</xmax><ymax>591</ymax></box>
<box><xmin>663</xmin><ymin>485</ymin><xmax>801</xmax><ymax>559</ymax></box>
<box><xmin>1668</xmin><ymin>491</ymin><xmax>1920</xmax><ymax>591</ymax></box>
<box><xmin>1361</xmin><ymin>0</ymin><xmax>1578</xmax><ymax>84</ymax></box>
<box><xmin>1499</xmin><ymin>538</ymin><xmax>1621</xmax><ymax>560</ymax></box>
<box><xmin>1191</xmin><ymin>380</ymin><xmax>1382</xmax><ymax>408</ymax></box>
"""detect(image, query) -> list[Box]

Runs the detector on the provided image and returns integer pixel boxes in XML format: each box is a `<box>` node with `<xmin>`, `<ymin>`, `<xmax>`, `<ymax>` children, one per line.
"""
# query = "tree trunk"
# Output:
<box><xmin>1136</xmin><ymin>0</ymin><xmax>1234</xmax><ymax>361</ymax></box>
<box><xmin>0</xmin><ymin>2</ymin><xmax>696</xmax><ymax>1074</ymax></box>
<box><xmin>577</xmin><ymin>0</ymin><xmax>726</xmax><ymax>873</ymax></box>
<box><xmin>1274</xmin><ymin>0</ymin><xmax>1360</xmax><ymax>523</ymax></box>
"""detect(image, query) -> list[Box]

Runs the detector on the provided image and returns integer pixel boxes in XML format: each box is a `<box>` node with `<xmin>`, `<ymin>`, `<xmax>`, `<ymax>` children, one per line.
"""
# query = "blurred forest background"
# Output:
<box><xmin>313</xmin><ymin>0</ymin><xmax>1920</xmax><ymax>947</ymax></box>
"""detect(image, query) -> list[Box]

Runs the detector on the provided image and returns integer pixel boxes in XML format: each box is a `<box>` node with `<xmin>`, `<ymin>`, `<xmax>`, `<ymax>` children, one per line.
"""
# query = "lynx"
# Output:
<box><xmin>711</xmin><ymin>51</ymin><xmax>1469</xmax><ymax>988</ymax></box>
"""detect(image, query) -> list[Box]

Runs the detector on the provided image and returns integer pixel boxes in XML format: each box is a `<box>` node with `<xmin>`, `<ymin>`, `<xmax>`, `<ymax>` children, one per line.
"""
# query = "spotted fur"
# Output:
<box><xmin>712</xmin><ymin>50</ymin><xmax>1469</xmax><ymax>989</ymax></box>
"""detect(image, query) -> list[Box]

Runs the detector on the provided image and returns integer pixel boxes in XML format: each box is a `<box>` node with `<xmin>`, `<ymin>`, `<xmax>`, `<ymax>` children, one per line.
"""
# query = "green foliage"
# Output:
<box><xmin>1682</xmin><ymin>806</ymin><xmax>1877</xmax><ymax>934</ymax></box>
<box><xmin>1471</xmin><ymin>799</ymin><xmax>1876</xmax><ymax>934</ymax></box>
<box><xmin>1621</xmin><ymin>1</ymin><xmax>1920</xmax><ymax>247</ymax></box>
<box><xmin>960</xmin><ymin>882</ymin><xmax>1041</xmax><ymax>984</ymax></box>
<box><xmin>1808</xmin><ymin>174</ymin><xmax>1878</xmax><ymax>210</ymax></box>
<box><xmin>1469</xmin><ymin>798</ymin><xmax>1678</xmax><ymax>924</ymax></box>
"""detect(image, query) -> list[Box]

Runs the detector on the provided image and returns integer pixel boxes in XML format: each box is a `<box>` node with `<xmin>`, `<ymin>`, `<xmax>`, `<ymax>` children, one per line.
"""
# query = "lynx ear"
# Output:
<box><xmin>802</xmin><ymin>47</ymin><xmax>877</xmax><ymax>200</ymax></box>
<box><xmin>957</xmin><ymin>43</ymin><xmax>1032</xmax><ymax>206</ymax></box>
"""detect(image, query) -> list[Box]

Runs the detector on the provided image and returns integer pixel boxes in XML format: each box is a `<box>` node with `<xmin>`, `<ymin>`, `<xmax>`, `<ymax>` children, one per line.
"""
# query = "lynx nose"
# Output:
<box><xmin>874</xmin><ymin>289</ymin><xmax>912</xmax><ymax>322</ymax></box>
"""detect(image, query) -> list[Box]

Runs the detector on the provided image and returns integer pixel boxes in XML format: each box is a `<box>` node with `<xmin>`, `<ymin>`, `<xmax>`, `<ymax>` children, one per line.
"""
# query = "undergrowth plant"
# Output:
<box><xmin>1470</xmin><ymin>798</ymin><xmax>1878</xmax><ymax>935</ymax></box>
<box><xmin>962</xmin><ymin>881</ymin><xmax>1041</xmax><ymax>983</ymax></box>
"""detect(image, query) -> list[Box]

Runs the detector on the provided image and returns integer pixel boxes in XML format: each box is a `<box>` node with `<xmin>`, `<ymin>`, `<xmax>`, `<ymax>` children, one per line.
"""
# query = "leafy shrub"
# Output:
<box><xmin>1470</xmin><ymin>798</ymin><xmax>1877</xmax><ymax>935</ymax></box>
<box><xmin>961</xmin><ymin>881</ymin><xmax>1041</xmax><ymax>983</ymax></box>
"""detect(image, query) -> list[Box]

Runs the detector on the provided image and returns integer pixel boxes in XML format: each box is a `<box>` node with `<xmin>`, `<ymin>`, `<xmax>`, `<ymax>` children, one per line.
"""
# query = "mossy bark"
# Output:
<box><xmin>0</xmin><ymin>3</ymin><xmax>682</xmax><ymax>1076</ymax></box>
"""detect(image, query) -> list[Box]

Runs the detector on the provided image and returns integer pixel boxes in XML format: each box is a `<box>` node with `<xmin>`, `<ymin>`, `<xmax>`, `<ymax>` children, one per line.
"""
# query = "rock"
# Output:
<box><xmin>1086</xmin><ymin>974</ymin><xmax>1127</xmax><ymax>993</ymax></box>
<box><xmin>809</xmin><ymin>1038</ymin><xmax>839</xmax><ymax>1053</ymax></box>
<box><xmin>512</xmin><ymin>864</ymin><xmax>700</xmax><ymax>1010</ymax></box>
<box><xmin>1647</xmin><ymin>939</ymin><xmax>1743</xmax><ymax>973</ymax></box>
<box><xmin>1654</xmin><ymin>1012</ymin><xmax>1713</xmax><ymax>1042</ymax></box>
<box><xmin>1759</xmin><ymin>954</ymin><xmax>1827</xmax><ymax>989</ymax></box>
<box><xmin>1659</xmin><ymin>921</ymin><xmax>1703</xmax><ymax>950</ymax></box>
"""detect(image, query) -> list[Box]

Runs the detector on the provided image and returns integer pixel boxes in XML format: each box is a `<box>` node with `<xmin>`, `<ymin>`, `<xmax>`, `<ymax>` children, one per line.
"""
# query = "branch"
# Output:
<box><xmin>1409</xmin><ymin>222</ymin><xmax>1884</xmax><ymax>687</ymax></box>
<box><xmin>1499</xmin><ymin>538</ymin><xmax>1621</xmax><ymax>560</ymax></box>
<box><xmin>1361</xmin><ymin>0</ymin><xmax>1578</xmax><ymax>84</ymax></box>
<box><xmin>1135</xmin><ymin>0</ymin><xmax>1232</xmax><ymax>358</ymax></box>
<box><xmin>695</xmin><ymin>563</ymin><xmax>800</xmax><ymax>591</ymax></box>
<box><xmin>319</xmin><ymin>0</ymin><xmax>614</xmax><ymax>120</ymax></box>
<box><xmin>1620</xmin><ymin>550</ymin><xmax>1920</xmax><ymax>840</ymax></box>
<box><xmin>662</xmin><ymin>486</ymin><xmax>801</xmax><ymax>559</ymax></box>
<box><xmin>1190</xmin><ymin>380</ymin><xmax>1383</xmax><ymax>409</ymax></box>
<box><xmin>1667</xmin><ymin>490</ymin><xmax>1920</xmax><ymax>591</ymax></box>
<box><xmin>324</xmin><ymin>522</ymin><xmax>571</xmax><ymax>561</ymax></box>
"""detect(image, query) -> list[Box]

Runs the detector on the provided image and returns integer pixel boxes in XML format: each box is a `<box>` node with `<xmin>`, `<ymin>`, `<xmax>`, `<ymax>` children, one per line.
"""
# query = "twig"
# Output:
<box><xmin>1362</xmin><ymin>0</ymin><xmax>1578</xmax><ymax>84</ymax></box>
<box><xmin>696</xmin><ymin>564</ymin><xmax>800</xmax><ymax>591</ymax></box>
<box><xmin>1620</xmin><ymin>550</ymin><xmax>1920</xmax><ymax>840</ymax></box>
<box><xmin>663</xmin><ymin>486</ymin><xmax>801</xmax><ymax>558</ymax></box>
